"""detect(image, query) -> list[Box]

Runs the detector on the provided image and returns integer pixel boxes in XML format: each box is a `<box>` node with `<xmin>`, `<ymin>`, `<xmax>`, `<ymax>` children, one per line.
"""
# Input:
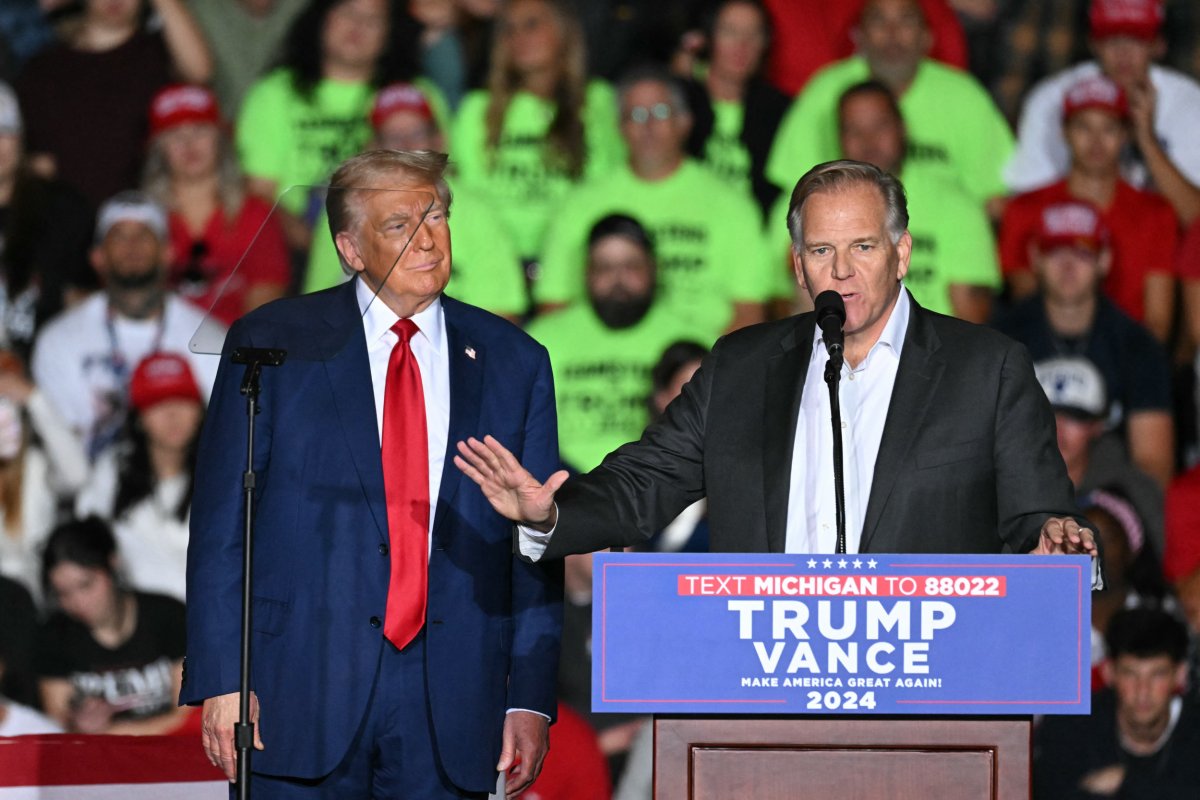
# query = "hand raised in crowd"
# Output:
<box><xmin>201</xmin><ymin>691</ymin><xmax>264</xmax><ymax>782</ymax></box>
<box><xmin>1031</xmin><ymin>517</ymin><xmax>1098</xmax><ymax>556</ymax></box>
<box><xmin>497</xmin><ymin>710</ymin><xmax>550</xmax><ymax>798</ymax></box>
<box><xmin>1126</xmin><ymin>79</ymin><xmax>1158</xmax><ymax>145</ymax></box>
<box><xmin>454</xmin><ymin>436</ymin><xmax>568</xmax><ymax>532</ymax></box>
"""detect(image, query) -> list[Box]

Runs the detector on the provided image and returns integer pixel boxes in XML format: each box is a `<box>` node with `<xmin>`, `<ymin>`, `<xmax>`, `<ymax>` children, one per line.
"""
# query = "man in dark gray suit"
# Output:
<box><xmin>457</xmin><ymin>160</ymin><xmax>1097</xmax><ymax>562</ymax></box>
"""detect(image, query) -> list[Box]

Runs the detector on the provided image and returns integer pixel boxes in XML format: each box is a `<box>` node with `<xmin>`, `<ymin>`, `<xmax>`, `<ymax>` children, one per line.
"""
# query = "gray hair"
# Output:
<box><xmin>786</xmin><ymin>160</ymin><xmax>908</xmax><ymax>249</ymax></box>
<box><xmin>615</xmin><ymin>64</ymin><xmax>691</xmax><ymax>117</ymax></box>
<box><xmin>326</xmin><ymin>149</ymin><xmax>454</xmax><ymax>274</ymax></box>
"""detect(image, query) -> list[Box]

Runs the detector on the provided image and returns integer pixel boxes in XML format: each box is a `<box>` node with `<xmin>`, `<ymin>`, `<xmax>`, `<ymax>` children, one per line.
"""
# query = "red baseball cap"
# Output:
<box><xmin>370</xmin><ymin>83</ymin><xmax>434</xmax><ymax>131</ymax></box>
<box><xmin>1063</xmin><ymin>75</ymin><xmax>1129</xmax><ymax>120</ymax></box>
<box><xmin>149</xmin><ymin>84</ymin><xmax>222</xmax><ymax>138</ymax></box>
<box><xmin>1035</xmin><ymin>201</ymin><xmax>1110</xmax><ymax>254</ymax></box>
<box><xmin>129</xmin><ymin>352</ymin><xmax>202</xmax><ymax>412</ymax></box>
<box><xmin>1089</xmin><ymin>0</ymin><xmax>1164</xmax><ymax>41</ymax></box>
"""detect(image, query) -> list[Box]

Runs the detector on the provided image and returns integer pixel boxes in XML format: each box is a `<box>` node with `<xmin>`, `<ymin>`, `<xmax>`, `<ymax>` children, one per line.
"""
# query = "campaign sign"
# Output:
<box><xmin>592</xmin><ymin>552</ymin><xmax>1090</xmax><ymax>715</ymax></box>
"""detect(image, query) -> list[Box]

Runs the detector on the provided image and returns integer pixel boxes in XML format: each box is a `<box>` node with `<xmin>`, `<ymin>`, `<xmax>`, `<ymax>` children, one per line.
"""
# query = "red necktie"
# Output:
<box><xmin>381</xmin><ymin>318</ymin><xmax>429</xmax><ymax>649</ymax></box>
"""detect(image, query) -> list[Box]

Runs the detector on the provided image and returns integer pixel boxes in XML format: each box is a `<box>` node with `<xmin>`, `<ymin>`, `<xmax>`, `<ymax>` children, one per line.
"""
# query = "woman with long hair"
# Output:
<box><xmin>236</xmin><ymin>0</ymin><xmax>435</xmax><ymax>252</ymax></box>
<box><xmin>142</xmin><ymin>84</ymin><xmax>289</xmax><ymax>324</ymax></box>
<box><xmin>678</xmin><ymin>0</ymin><xmax>788</xmax><ymax>219</ymax></box>
<box><xmin>34</xmin><ymin>516</ymin><xmax>190</xmax><ymax>734</ymax></box>
<box><xmin>452</xmin><ymin>0</ymin><xmax>623</xmax><ymax>262</ymax></box>
<box><xmin>76</xmin><ymin>352</ymin><xmax>203</xmax><ymax>603</ymax></box>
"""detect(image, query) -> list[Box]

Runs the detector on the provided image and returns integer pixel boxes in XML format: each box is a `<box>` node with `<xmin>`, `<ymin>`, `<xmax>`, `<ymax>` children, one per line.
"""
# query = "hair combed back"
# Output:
<box><xmin>786</xmin><ymin>159</ymin><xmax>908</xmax><ymax>249</ymax></box>
<box><xmin>326</xmin><ymin>149</ymin><xmax>453</xmax><ymax>241</ymax></box>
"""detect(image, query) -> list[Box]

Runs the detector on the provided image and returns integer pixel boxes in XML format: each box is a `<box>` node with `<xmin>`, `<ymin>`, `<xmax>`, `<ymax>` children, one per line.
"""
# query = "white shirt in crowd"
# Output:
<box><xmin>1004</xmin><ymin>61</ymin><xmax>1200</xmax><ymax>193</ymax></box>
<box><xmin>30</xmin><ymin>293</ymin><xmax>222</xmax><ymax>457</ymax></box>
<box><xmin>0</xmin><ymin>390</ymin><xmax>89</xmax><ymax>605</ymax></box>
<box><xmin>76</xmin><ymin>448</ymin><xmax>191</xmax><ymax>604</ymax></box>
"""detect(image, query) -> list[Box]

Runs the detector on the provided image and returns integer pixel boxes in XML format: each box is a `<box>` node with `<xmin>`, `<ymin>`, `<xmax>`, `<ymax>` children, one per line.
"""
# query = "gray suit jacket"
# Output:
<box><xmin>544</xmin><ymin>293</ymin><xmax>1079</xmax><ymax>558</ymax></box>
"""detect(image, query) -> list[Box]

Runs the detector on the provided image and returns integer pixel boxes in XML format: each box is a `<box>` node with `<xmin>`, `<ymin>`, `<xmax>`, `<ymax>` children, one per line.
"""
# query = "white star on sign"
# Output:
<box><xmin>822</xmin><ymin>559</ymin><xmax>833</xmax><ymax>568</ymax></box>
<box><xmin>867</xmin><ymin>558</ymin><xmax>878</xmax><ymax>569</ymax></box>
<box><xmin>852</xmin><ymin>559</ymin><xmax>863</xmax><ymax>568</ymax></box>
<box><xmin>837</xmin><ymin>558</ymin><xmax>848</xmax><ymax>568</ymax></box>
<box><xmin>807</xmin><ymin>559</ymin><xmax>817</xmax><ymax>568</ymax></box>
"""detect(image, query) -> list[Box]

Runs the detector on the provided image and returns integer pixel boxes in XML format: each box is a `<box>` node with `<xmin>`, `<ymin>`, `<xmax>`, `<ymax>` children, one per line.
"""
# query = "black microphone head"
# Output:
<box><xmin>814</xmin><ymin>290</ymin><xmax>845</xmax><ymax>327</ymax></box>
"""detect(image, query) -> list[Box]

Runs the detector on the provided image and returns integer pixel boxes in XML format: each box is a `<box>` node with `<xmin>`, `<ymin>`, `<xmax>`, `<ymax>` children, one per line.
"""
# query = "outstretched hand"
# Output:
<box><xmin>454</xmin><ymin>436</ymin><xmax>569</xmax><ymax>531</ymax></box>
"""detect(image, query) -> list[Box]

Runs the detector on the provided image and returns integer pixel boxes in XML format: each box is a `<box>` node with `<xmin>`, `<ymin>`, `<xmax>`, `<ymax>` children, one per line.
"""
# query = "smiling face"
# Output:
<box><xmin>335</xmin><ymin>175</ymin><xmax>451</xmax><ymax>317</ymax></box>
<box><xmin>322</xmin><ymin>0</ymin><xmax>389</xmax><ymax>73</ymax></box>
<box><xmin>792</xmin><ymin>182</ymin><xmax>910</xmax><ymax>361</ymax></box>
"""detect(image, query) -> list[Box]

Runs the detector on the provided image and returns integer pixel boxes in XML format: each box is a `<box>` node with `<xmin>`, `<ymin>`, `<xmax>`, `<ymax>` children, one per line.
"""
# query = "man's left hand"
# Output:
<box><xmin>1031</xmin><ymin>517</ymin><xmax>1097</xmax><ymax>556</ymax></box>
<box><xmin>497</xmin><ymin>710</ymin><xmax>549</xmax><ymax>798</ymax></box>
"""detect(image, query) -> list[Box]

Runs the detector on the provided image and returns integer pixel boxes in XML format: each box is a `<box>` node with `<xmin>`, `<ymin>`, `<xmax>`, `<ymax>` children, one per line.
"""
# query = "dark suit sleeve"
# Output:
<box><xmin>543</xmin><ymin>339</ymin><xmax>718</xmax><ymax>559</ymax></box>
<box><xmin>180</xmin><ymin>319</ymin><xmax>269</xmax><ymax>705</ymax></box>
<box><xmin>993</xmin><ymin>338</ymin><xmax>1081</xmax><ymax>553</ymax></box>
<box><xmin>506</xmin><ymin>348</ymin><xmax>564</xmax><ymax>717</ymax></box>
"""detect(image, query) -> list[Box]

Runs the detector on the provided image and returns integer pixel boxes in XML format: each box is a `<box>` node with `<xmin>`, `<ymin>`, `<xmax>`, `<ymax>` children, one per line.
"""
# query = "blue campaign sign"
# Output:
<box><xmin>592</xmin><ymin>552</ymin><xmax>1091</xmax><ymax>715</ymax></box>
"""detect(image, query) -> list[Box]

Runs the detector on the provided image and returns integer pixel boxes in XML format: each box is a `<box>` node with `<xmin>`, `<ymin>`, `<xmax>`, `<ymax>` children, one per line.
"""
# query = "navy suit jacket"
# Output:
<box><xmin>182</xmin><ymin>281</ymin><xmax>563</xmax><ymax>791</ymax></box>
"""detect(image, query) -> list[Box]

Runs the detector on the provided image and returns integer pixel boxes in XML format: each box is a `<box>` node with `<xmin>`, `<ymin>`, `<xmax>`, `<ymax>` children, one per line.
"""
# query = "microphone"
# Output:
<box><xmin>814</xmin><ymin>290</ymin><xmax>845</xmax><ymax>361</ymax></box>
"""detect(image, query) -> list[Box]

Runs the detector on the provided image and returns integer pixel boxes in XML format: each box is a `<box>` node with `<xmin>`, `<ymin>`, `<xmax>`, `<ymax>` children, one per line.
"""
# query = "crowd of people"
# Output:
<box><xmin>0</xmin><ymin>0</ymin><xmax>1199</xmax><ymax>796</ymax></box>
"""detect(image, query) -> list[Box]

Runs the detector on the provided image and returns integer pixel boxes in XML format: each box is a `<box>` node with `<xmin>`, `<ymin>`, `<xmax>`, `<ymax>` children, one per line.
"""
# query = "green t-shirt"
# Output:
<box><xmin>535</xmin><ymin>160</ymin><xmax>771</xmax><ymax>339</ymax></box>
<box><xmin>764</xmin><ymin>165</ymin><xmax>1000</xmax><ymax>315</ymax></box>
<box><xmin>526</xmin><ymin>303</ymin><xmax>698</xmax><ymax>471</ymax></box>
<box><xmin>303</xmin><ymin>179</ymin><xmax>527</xmax><ymax>317</ymax></box>
<box><xmin>765</xmin><ymin>56</ymin><xmax>1013</xmax><ymax>204</ymax></box>
<box><xmin>703</xmin><ymin>100</ymin><xmax>752</xmax><ymax>195</ymax></box>
<box><xmin>237</xmin><ymin>71</ymin><xmax>451</xmax><ymax>218</ymax></box>
<box><xmin>451</xmin><ymin>81</ymin><xmax>625</xmax><ymax>259</ymax></box>
<box><xmin>237</xmin><ymin>70</ymin><xmax>375</xmax><ymax>218</ymax></box>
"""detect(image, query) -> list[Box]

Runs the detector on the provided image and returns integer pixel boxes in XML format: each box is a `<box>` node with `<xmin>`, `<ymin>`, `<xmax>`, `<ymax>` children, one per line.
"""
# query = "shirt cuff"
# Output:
<box><xmin>1091</xmin><ymin>554</ymin><xmax>1104</xmax><ymax>591</ymax></box>
<box><xmin>506</xmin><ymin>707</ymin><xmax>551</xmax><ymax>721</ymax></box>
<box><xmin>515</xmin><ymin>504</ymin><xmax>557</xmax><ymax>562</ymax></box>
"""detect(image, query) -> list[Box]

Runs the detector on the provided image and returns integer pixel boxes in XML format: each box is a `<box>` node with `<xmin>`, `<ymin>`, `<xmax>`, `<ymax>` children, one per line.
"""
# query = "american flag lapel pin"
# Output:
<box><xmin>465</xmin><ymin>346</ymin><xmax>476</xmax><ymax>360</ymax></box>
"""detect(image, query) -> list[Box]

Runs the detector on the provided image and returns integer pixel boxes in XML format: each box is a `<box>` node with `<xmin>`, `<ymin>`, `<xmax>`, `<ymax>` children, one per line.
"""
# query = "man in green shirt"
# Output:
<box><xmin>536</xmin><ymin>67</ymin><xmax>772</xmax><ymax>340</ymax></box>
<box><xmin>528</xmin><ymin>214</ymin><xmax>698</xmax><ymax>471</ymax></box>
<box><xmin>765</xmin><ymin>0</ymin><xmax>1012</xmax><ymax>212</ymax></box>
<box><xmin>768</xmin><ymin>80</ymin><xmax>999</xmax><ymax>322</ymax></box>
<box><xmin>304</xmin><ymin>82</ymin><xmax>528</xmax><ymax>319</ymax></box>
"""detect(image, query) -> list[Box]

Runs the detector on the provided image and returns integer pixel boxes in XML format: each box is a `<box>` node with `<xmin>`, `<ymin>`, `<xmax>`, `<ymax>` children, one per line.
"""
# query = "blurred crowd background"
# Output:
<box><xmin>1</xmin><ymin>0</ymin><xmax>1200</xmax><ymax>796</ymax></box>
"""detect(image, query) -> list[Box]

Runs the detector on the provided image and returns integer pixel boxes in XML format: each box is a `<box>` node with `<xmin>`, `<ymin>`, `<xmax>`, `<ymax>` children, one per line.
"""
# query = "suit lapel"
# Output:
<box><xmin>859</xmin><ymin>300</ymin><xmax>944</xmax><ymax>551</ymax></box>
<box><xmin>322</xmin><ymin>281</ymin><xmax>389</xmax><ymax>540</ymax></box>
<box><xmin>432</xmin><ymin>299</ymin><xmax>484</xmax><ymax>539</ymax></box>
<box><xmin>762</xmin><ymin>317</ymin><xmax>813</xmax><ymax>553</ymax></box>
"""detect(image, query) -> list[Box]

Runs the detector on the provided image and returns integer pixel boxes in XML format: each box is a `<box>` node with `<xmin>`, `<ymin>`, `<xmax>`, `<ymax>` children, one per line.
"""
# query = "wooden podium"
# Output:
<box><xmin>653</xmin><ymin>715</ymin><xmax>1031</xmax><ymax>800</ymax></box>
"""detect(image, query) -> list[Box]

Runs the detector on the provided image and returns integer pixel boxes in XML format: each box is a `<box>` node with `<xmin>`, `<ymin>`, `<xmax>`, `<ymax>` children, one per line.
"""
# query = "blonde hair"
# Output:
<box><xmin>484</xmin><ymin>0</ymin><xmax>588</xmax><ymax>178</ymax></box>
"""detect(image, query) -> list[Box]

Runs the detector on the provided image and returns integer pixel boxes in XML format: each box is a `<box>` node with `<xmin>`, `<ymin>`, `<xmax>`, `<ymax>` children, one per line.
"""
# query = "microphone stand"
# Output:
<box><xmin>824</xmin><ymin>350</ymin><xmax>847</xmax><ymax>555</ymax></box>
<box><xmin>231</xmin><ymin>346</ymin><xmax>286</xmax><ymax>800</ymax></box>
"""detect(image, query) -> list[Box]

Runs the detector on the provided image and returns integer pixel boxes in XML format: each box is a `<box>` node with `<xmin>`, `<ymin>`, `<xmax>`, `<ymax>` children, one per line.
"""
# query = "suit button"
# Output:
<box><xmin>369</xmin><ymin>616</ymin><xmax>381</xmax><ymax>628</ymax></box>
<box><xmin>378</xmin><ymin>543</ymin><xmax>389</xmax><ymax>555</ymax></box>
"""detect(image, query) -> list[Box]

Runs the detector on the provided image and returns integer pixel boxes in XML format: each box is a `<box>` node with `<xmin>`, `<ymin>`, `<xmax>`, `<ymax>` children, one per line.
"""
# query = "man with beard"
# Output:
<box><xmin>536</xmin><ymin>66</ymin><xmax>771</xmax><ymax>341</ymax></box>
<box><xmin>527</xmin><ymin>214</ymin><xmax>697</xmax><ymax>472</ymax></box>
<box><xmin>31</xmin><ymin>191</ymin><xmax>220</xmax><ymax>458</ymax></box>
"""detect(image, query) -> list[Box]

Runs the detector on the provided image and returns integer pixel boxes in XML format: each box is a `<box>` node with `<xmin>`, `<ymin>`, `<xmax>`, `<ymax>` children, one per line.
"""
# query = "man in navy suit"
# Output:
<box><xmin>183</xmin><ymin>150</ymin><xmax>563</xmax><ymax>798</ymax></box>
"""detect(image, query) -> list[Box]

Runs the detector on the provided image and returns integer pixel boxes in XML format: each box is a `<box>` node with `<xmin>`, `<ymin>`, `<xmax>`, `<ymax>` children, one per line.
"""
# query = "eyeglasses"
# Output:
<box><xmin>625</xmin><ymin>103</ymin><xmax>675</xmax><ymax>124</ymax></box>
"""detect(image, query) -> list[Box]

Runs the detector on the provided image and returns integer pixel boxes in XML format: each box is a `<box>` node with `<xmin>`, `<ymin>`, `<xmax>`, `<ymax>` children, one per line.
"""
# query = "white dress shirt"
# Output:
<box><xmin>785</xmin><ymin>289</ymin><xmax>910</xmax><ymax>554</ymax></box>
<box><xmin>357</xmin><ymin>278</ymin><xmax>449</xmax><ymax>543</ymax></box>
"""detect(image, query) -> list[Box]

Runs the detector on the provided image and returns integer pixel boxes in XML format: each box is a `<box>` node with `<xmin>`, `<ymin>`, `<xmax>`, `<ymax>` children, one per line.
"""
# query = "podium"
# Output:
<box><xmin>592</xmin><ymin>553</ymin><xmax>1090</xmax><ymax>799</ymax></box>
<box><xmin>653</xmin><ymin>716</ymin><xmax>1029</xmax><ymax>800</ymax></box>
